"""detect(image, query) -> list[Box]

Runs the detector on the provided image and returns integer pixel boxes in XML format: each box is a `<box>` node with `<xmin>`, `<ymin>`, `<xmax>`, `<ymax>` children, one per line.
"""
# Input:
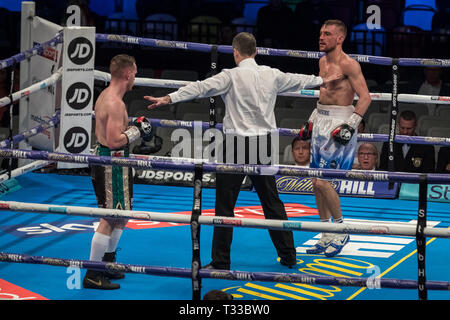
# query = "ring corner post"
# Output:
<box><xmin>18</xmin><ymin>1</ymin><xmax>35</xmax><ymax>167</ymax></box>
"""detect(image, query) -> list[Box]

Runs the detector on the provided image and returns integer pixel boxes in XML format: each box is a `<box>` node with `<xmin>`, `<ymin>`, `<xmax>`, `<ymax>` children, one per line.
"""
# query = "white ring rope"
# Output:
<box><xmin>0</xmin><ymin>68</ymin><xmax>62</xmax><ymax>108</ymax></box>
<box><xmin>95</xmin><ymin>70</ymin><xmax>450</xmax><ymax>105</ymax></box>
<box><xmin>0</xmin><ymin>160</ymin><xmax>51</xmax><ymax>183</ymax></box>
<box><xmin>1</xmin><ymin>200</ymin><xmax>449</xmax><ymax>239</ymax></box>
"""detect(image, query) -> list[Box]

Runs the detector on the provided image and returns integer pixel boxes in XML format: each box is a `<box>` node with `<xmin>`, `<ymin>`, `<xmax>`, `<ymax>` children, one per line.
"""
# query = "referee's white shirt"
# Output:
<box><xmin>169</xmin><ymin>58</ymin><xmax>323</xmax><ymax>136</ymax></box>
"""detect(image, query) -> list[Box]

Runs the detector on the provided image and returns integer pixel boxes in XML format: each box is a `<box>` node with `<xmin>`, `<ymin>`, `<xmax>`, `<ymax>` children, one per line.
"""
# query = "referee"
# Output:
<box><xmin>145</xmin><ymin>32</ymin><xmax>340</xmax><ymax>269</ymax></box>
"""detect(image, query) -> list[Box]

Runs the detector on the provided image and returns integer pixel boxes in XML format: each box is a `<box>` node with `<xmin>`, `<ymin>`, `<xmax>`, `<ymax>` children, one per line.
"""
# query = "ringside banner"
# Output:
<box><xmin>274</xmin><ymin>175</ymin><xmax>398</xmax><ymax>198</ymax></box>
<box><xmin>58</xmin><ymin>27</ymin><xmax>95</xmax><ymax>169</ymax></box>
<box><xmin>399</xmin><ymin>183</ymin><xmax>450</xmax><ymax>203</ymax></box>
<box><xmin>134</xmin><ymin>168</ymin><xmax>252</xmax><ymax>190</ymax></box>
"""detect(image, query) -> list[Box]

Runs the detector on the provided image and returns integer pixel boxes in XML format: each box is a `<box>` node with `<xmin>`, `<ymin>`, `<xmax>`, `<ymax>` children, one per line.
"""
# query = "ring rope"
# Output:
<box><xmin>0</xmin><ymin>160</ymin><xmax>51</xmax><ymax>183</ymax></box>
<box><xmin>141</xmin><ymin>118</ymin><xmax>450</xmax><ymax>146</ymax></box>
<box><xmin>0</xmin><ymin>32</ymin><xmax>63</xmax><ymax>70</ymax></box>
<box><xmin>1</xmin><ymin>147</ymin><xmax>449</xmax><ymax>184</ymax></box>
<box><xmin>1</xmin><ymin>34</ymin><xmax>447</xmax><ymax>109</ymax></box>
<box><xmin>0</xmin><ymin>110</ymin><xmax>59</xmax><ymax>183</ymax></box>
<box><xmin>0</xmin><ymin>110</ymin><xmax>60</xmax><ymax>148</ymax></box>
<box><xmin>94</xmin><ymin>69</ymin><xmax>450</xmax><ymax>105</ymax></box>
<box><xmin>0</xmin><ymin>200</ymin><xmax>449</xmax><ymax>239</ymax></box>
<box><xmin>2</xmin><ymin>32</ymin><xmax>447</xmax><ymax>72</ymax></box>
<box><xmin>95</xmin><ymin>33</ymin><xmax>450</xmax><ymax>68</ymax></box>
<box><xmin>0</xmin><ymin>153</ymin><xmax>202</xmax><ymax>184</ymax></box>
<box><xmin>2</xmin><ymin>252</ymin><xmax>450</xmax><ymax>291</ymax></box>
<box><xmin>0</xmin><ymin>68</ymin><xmax>62</xmax><ymax>108</ymax></box>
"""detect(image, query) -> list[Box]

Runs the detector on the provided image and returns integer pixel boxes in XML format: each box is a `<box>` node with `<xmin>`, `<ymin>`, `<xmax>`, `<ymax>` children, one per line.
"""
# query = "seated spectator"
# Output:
<box><xmin>352</xmin><ymin>118</ymin><xmax>366</xmax><ymax>168</ymax></box>
<box><xmin>354</xmin><ymin>143</ymin><xmax>379</xmax><ymax>171</ymax></box>
<box><xmin>436</xmin><ymin>146</ymin><xmax>450</xmax><ymax>173</ymax></box>
<box><xmin>380</xmin><ymin>110</ymin><xmax>435</xmax><ymax>173</ymax></box>
<box><xmin>417</xmin><ymin>67</ymin><xmax>450</xmax><ymax>115</ymax></box>
<box><xmin>291</xmin><ymin>136</ymin><xmax>310</xmax><ymax>168</ymax></box>
<box><xmin>256</xmin><ymin>0</ymin><xmax>294</xmax><ymax>49</ymax></box>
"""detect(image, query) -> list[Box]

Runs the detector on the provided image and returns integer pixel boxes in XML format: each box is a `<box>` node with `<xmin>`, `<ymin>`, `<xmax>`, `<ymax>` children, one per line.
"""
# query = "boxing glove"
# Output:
<box><xmin>124</xmin><ymin>116</ymin><xmax>154</xmax><ymax>144</ymax></box>
<box><xmin>299</xmin><ymin>121</ymin><xmax>313</xmax><ymax>140</ymax></box>
<box><xmin>298</xmin><ymin>108</ymin><xmax>317</xmax><ymax>140</ymax></box>
<box><xmin>331</xmin><ymin>112</ymin><xmax>362</xmax><ymax>146</ymax></box>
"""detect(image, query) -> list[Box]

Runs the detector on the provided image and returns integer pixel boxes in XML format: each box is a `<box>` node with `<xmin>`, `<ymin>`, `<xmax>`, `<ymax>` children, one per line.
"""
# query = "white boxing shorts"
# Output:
<box><xmin>310</xmin><ymin>103</ymin><xmax>358</xmax><ymax>170</ymax></box>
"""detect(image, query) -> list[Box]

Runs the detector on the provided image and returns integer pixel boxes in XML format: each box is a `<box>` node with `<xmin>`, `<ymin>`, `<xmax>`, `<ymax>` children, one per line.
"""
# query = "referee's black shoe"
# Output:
<box><xmin>280</xmin><ymin>258</ymin><xmax>297</xmax><ymax>268</ymax></box>
<box><xmin>202</xmin><ymin>262</ymin><xmax>230</xmax><ymax>270</ymax></box>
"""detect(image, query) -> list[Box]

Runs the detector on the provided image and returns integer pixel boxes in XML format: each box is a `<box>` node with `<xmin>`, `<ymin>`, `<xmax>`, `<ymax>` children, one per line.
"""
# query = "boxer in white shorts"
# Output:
<box><xmin>298</xmin><ymin>20</ymin><xmax>371</xmax><ymax>257</ymax></box>
<box><xmin>310</xmin><ymin>103</ymin><xmax>358</xmax><ymax>170</ymax></box>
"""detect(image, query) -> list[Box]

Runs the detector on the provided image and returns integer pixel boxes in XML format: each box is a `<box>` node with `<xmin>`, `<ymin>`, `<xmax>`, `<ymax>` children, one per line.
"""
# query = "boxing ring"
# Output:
<box><xmin>1</xmin><ymin>5</ymin><xmax>450</xmax><ymax>303</ymax></box>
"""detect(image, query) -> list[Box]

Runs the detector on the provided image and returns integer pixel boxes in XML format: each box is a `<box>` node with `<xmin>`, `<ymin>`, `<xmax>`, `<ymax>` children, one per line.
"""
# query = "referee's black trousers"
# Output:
<box><xmin>210</xmin><ymin>134</ymin><xmax>296</xmax><ymax>269</ymax></box>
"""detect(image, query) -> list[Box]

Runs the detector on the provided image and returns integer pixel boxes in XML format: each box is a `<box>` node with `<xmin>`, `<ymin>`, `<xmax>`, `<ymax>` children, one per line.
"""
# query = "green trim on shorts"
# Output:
<box><xmin>96</xmin><ymin>144</ymin><xmax>130</xmax><ymax>210</ymax></box>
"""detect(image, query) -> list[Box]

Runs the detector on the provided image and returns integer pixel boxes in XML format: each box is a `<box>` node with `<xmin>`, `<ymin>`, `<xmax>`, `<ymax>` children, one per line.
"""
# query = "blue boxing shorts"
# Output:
<box><xmin>310</xmin><ymin>103</ymin><xmax>358</xmax><ymax>170</ymax></box>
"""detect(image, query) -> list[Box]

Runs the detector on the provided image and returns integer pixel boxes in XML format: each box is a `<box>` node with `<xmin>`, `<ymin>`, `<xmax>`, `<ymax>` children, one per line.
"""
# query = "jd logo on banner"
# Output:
<box><xmin>68</xmin><ymin>37</ymin><xmax>93</xmax><ymax>65</ymax></box>
<box><xmin>66</xmin><ymin>82</ymin><xmax>91</xmax><ymax>110</ymax></box>
<box><xmin>64</xmin><ymin>127</ymin><xmax>89</xmax><ymax>153</ymax></box>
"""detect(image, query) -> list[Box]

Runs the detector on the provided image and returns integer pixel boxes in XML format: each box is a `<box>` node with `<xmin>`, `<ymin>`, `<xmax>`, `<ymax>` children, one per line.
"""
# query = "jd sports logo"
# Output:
<box><xmin>66</xmin><ymin>82</ymin><xmax>91</xmax><ymax>110</ymax></box>
<box><xmin>64</xmin><ymin>127</ymin><xmax>89</xmax><ymax>153</ymax></box>
<box><xmin>68</xmin><ymin>37</ymin><xmax>93</xmax><ymax>65</ymax></box>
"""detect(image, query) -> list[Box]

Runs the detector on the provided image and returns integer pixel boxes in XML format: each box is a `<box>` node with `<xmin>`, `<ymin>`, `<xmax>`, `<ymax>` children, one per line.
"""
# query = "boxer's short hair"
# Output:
<box><xmin>323</xmin><ymin>19</ymin><xmax>347</xmax><ymax>37</ymax></box>
<box><xmin>110</xmin><ymin>54</ymin><xmax>136</xmax><ymax>79</ymax></box>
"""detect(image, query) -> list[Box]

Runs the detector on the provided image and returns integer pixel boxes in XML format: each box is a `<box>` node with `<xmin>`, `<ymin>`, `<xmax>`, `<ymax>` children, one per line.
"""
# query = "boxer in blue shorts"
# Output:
<box><xmin>298</xmin><ymin>20</ymin><xmax>371</xmax><ymax>257</ymax></box>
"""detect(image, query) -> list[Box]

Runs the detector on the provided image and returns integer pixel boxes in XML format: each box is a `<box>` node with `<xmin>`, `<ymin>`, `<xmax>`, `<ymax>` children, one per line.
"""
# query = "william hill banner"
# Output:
<box><xmin>274</xmin><ymin>175</ymin><xmax>398</xmax><ymax>198</ymax></box>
